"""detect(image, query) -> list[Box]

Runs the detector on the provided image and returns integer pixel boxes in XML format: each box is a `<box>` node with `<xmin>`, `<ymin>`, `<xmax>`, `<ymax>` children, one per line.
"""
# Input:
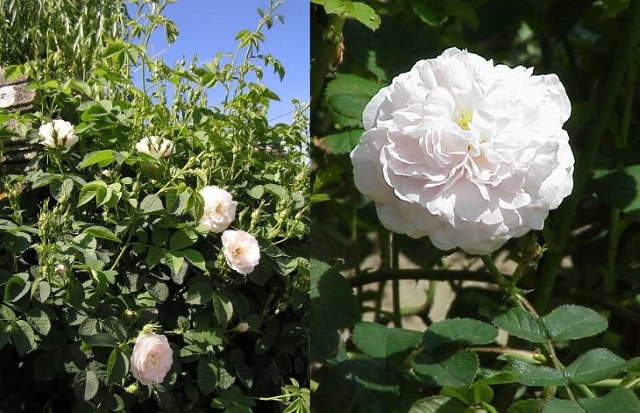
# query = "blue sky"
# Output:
<box><xmin>141</xmin><ymin>0</ymin><xmax>308</xmax><ymax>122</ymax></box>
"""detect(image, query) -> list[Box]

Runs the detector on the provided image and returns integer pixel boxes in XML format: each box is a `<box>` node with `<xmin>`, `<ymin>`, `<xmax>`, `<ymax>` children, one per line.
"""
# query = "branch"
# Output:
<box><xmin>350</xmin><ymin>269</ymin><xmax>493</xmax><ymax>288</ymax></box>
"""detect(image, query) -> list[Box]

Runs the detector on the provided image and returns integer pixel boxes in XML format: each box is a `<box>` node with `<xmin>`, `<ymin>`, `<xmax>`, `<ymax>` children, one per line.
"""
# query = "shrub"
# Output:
<box><xmin>0</xmin><ymin>1</ymin><xmax>309</xmax><ymax>412</ymax></box>
<box><xmin>311</xmin><ymin>0</ymin><xmax>640</xmax><ymax>412</ymax></box>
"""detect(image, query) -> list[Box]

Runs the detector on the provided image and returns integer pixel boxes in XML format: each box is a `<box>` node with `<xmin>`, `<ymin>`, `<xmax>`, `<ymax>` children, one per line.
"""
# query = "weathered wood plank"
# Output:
<box><xmin>1</xmin><ymin>68</ymin><xmax>38</xmax><ymax>174</ymax></box>
<box><xmin>0</xmin><ymin>83</ymin><xmax>35</xmax><ymax>110</ymax></box>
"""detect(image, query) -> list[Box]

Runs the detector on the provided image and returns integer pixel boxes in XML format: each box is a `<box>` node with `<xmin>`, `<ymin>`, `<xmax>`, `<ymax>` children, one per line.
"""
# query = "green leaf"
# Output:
<box><xmin>107</xmin><ymin>348</ymin><xmax>129</xmax><ymax>384</ymax></box>
<box><xmin>492</xmin><ymin>307</ymin><xmax>548</xmax><ymax>343</ymax></box>
<box><xmin>184</xmin><ymin>279</ymin><xmax>213</xmax><ymax>305</ymax></box>
<box><xmin>164</xmin><ymin>250</ymin><xmax>185</xmax><ymax>276</ymax></box>
<box><xmin>423</xmin><ymin>318</ymin><xmax>498</xmax><ymax>351</ymax></box>
<box><xmin>264</xmin><ymin>183</ymin><xmax>289</xmax><ymax>201</ymax></box>
<box><xmin>0</xmin><ymin>322</ymin><xmax>11</xmax><ymax>351</ymax></box>
<box><xmin>66</xmin><ymin>278</ymin><xmax>85</xmax><ymax>306</ymax></box>
<box><xmin>79</xmin><ymin>150</ymin><xmax>115</xmax><ymax>168</ymax></box>
<box><xmin>4</xmin><ymin>276</ymin><xmax>29</xmax><ymax>302</ymax></box>
<box><xmin>183</xmin><ymin>248</ymin><xmax>207</xmax><ymax>271</ymax></box>
<box><xmin>247</xmin><ymin>185</ymin><xmax>264</xmax><ymax>199</ymax></box>
<box><xmin>542</xmin><ymin>305</ymin><xmax>608</xmax><ymax>341</ymax></box>
<box><xmin>543</xmin><ymin>399</ymin><xmax>583</xmax><ymax>413</ymax></box>
<box><xmin>25</xmin><ymin>308</ymin><xmax>51</xmax><ymax>335</ymax></box>
<box><xmin>140</xmin><ymin>194</ymin><xmax>164</xmax><ymax>213</ymax></box>
<box><xmin>408</xmin><ymin>396</ymin><xmax>467</xmax><ymax>413</ymax></box>
<box><xmin>83</xmin><ymin>225</ymin><xmax>121</xmax><ymax>242</ymax></box>
<box><xmin>508</xmin><ymin>399</ymin><xmax>545</xmax><ymax>413</ymax></box>
<box><xmin>11</xmin><ymin>320</ymin><xmax>36</xmax><ymax>355</ymax></box>
<box><xmin>352</xmin><ymin>321</ymin><xmax>421</xmax><ymax>359</ymax></box>
<box><xmin>310</xmin><ymin>259</ymin><xmax>360</xmax><ymax>330</ymax></box>
<box><xmin>31</xmin><ymin>173</ymin><xmax>61</xmax><ymax>189</ymax></box>
<box><xmin>145</xmin><ymin>246</ymin><xmax>164</xmax><ymax>269</ymax></box>
<box><xmin>441</xmin><ymin>384</ymin><xmax>494</xmax><ymax>405</ymax></box>
<box><xmin>101</xmin><ymin>40</ymin><xmax>129</xmax><ymax>59</ymax></box>
<box><xmin>412</xmin><ymin>350</ymin><xmax>479</xmax><ymax>387</ymax></box>
<box><xmin>198</xmin><ymin>359</ymin><xmax>218</xmax><ymax>395</ymax></box>
<box><xmin>579</xmin><ymin>388</ymin><xmax>640</xmax><ymax>412</ymax></box>
<box><xmin>78</xmin><ymin>181</ymin><xmax>106</xmax><ymax>207</ymax></box>
<box><xmin>212</xmin><ymin>293</ymin><xmax>234</xmax><ymax>326</ymax></box>
<box><xmin>566</xmin><ymin>348</ymin><xmax>627</xmax><ymax>384</ymax></box>
<box><xmin>325</xmin><ymin>73</ymin><xmax>381</xmax><ymax>99</ymax></box>
<box><xmin>184</xmin><ymin>329</ymin><xmax>223</xmax><ymax>348</ymax></box>
<box><xmin>50</xmin><ymin>178</ymin><xmax>74</xmax><ymax>200</ymax></box>
<box><xmin>413</xmin><ymin>1</ymin><xmax>448</xmax><ymax>25</ymax></box>
<box><xmin>169</xmin><ymin>229</ymin><xmax>198</xmax><ymax>250</ymax></box>
<box><xmin>73</xmin><ymin>370</ymin><xmax>99</xmax><ymax>401</ymax></box>
<box><xmin>511</xmin><ymin>361</ymin><xmax>567</xmax><ymax>386</ymax></box>
<box><xmin>543</xmin><ymin>389</ymin><xmax>640</xmax><ymax>412</ymax></box>
<box><xmin>327</xmin><ymin>93</ymin><xmax>370</xmax><ymax>122</ymax></box>
<box><xmin>320</xmin><ymin>129</ymin><xmax>363</xmax><ymax>154</ymax></box>
<box><xmin>343</xmin><ymin>2</ymin><xmax>381</xmax><ymax>30</ymax></box>
<box><xmin>593</xmin><ymin>165</ymin><xmax>640</xmax><ymax>213</ymax></box>
<box><xmin>82</xmin><ymin>333</ymin><xmax>118</xmax><ymax>347</ymax></box>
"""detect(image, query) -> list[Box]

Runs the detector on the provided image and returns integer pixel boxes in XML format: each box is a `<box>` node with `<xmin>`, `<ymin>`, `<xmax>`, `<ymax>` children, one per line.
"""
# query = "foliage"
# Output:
<box><xmin>0</xmin><ymin>0</ymin><xmax>309</xmax><ymax>412</ymax></box>
<box><xmin>311</xmin><ymin>0</ymin><xmax>640</xmax><ymax>412</ymax></box>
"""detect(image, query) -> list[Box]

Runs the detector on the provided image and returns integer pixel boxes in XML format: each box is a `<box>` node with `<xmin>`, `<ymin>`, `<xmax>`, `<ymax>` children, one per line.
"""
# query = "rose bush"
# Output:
<box><xmin>312</xmin><ymin>0</ymin><xmax>640</xmax><ymax>412</ymax></box>
<box><xmin>0</xmin><ymin>1</ymin><xmax>309</xmax><ymax>412</ymax></box>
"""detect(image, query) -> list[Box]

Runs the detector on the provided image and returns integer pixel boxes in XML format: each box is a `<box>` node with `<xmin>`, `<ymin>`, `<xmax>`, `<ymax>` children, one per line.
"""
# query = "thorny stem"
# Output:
<box><xmin>535</xmin><ymin>0</ymin><xmax>640</xmax><ymax>312</ymax></box>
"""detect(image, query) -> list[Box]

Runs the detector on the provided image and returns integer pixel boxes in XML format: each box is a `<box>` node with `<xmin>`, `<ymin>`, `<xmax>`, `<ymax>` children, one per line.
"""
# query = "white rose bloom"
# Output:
<box><xmin>38</xmin><ymin>119</ymin><xmax>78</xmax><ymax>149</ymax></box>
<box><xmin>130</xmin><ymin>333</ymin><xmax>173</xmax><ymax>385</ymax></box>
<box><xmin>135</xmin><ymin>136</ymin><xmax>175</xmax><ymax>159</ymax></box>
<box><xmin>221</xmin><ymin>230</ymin><xmax>260</xmax><ymax>274</ymax></box>
<box><xmin>200</xmin><ymin>186</ymin><xmax>237</xmax><ymax>233</ymax></box>
<box><xmin>351</xmin><ymin>47</ymin><xmax>574</xmax><ymax>254</ymax></box>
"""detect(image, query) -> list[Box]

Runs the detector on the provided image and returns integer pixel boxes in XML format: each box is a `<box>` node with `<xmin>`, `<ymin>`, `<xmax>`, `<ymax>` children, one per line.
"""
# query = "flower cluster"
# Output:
<box><xmin>351</xmin><ymin>47</ymin><xmax>574</xmax><ymax>254</ymax></box>
<box><xmin>37</xmin><ymin>122</ymin><xmax>262</xmax><ymax>276</ymax></box>
<box><xmin>199</xmin><ymin>185</ymin><xmax>261</xmax><ymax>274</ymax></box>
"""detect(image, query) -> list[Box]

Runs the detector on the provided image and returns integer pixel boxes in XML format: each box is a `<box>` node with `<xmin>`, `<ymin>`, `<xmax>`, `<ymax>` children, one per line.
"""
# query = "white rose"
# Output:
<box><xmin>221</xmin><ymin>230</ymin><xmax>260</xmax><ymax>274</ymax></box>
<box><xmin>351</xmin><ymin>47</ymin><xmax>574</xmax><ymax>254</ymax></box>
<box><xmin>200</xmin><ymin>186</ymin><xmax>237</xmax><ymax>233</ymax></box>
<box><xmin>130</xmin><ymin>332</ymin><xmax>173</xmax><ymax>385</ymax></box>
<box><xmin>38</xmin><ymin>119</ymin><xmax>78</xmax><ymax>149</ymax></box>
<box><xmin>135</xmin><ymin>136</ymin><xmax>175</xmax><ymax>159</ymax></box>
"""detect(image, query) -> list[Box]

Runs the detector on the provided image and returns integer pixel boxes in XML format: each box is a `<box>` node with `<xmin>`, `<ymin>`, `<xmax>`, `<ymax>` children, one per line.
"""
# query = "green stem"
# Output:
<box><xmin>535</xmin><ymin>0</ymin><xmax>640</xmax><ymax>311</ymax></box>
<box><xmin>589</xmin><ymin>378</ymin><xmax>640</xmax><ymax>389</ymax></box>
<box><xmin>390</xmin><ymin>233</ymin><xmax>402</xmax><ymax>328</ymax></box>
<box><xmin>481</xmin><ymin>255</ymin><xmax>510</xmax><ymax>288</ymax></box>
<box><xmin>604</xmin><ymin>61</ymin><xmax>637</xmax><ymax>292</ymax></box>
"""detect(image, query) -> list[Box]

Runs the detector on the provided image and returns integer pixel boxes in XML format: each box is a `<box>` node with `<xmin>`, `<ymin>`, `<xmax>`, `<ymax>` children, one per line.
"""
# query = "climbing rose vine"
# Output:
<box><xmin>351</xmin><ymin>47</ymin><xmax>574</xmax><ymax>253</ymax></box>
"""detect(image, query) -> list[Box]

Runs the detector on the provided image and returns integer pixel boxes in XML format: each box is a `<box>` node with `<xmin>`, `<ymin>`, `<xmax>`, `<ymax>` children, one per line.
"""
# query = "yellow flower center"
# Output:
<box><xmin>455</xmin><ymin>109</ymin><xmax>473</xmax><ymax>131</ymax></box>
